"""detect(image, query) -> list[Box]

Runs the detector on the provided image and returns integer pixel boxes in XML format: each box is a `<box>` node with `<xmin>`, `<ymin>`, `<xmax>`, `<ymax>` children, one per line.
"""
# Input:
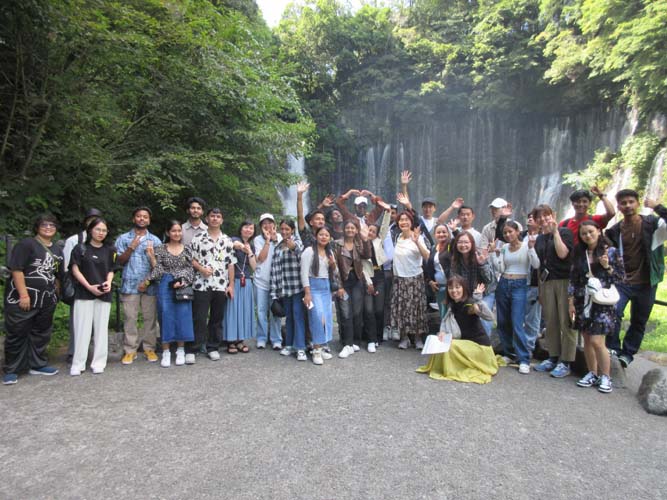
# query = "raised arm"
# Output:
<box><xmin>400</xmin><ymin>170</ymin><xmax>412</xmax><ymax>197</ymax></box>
<box><xmin>296</xmin><ymin>181</ymin><xmax>309</xmax><ymax>232</ymax></box>
<box><xmin>437</xmin><ymin>198</ymin><xmax>464</xmax><ymax>225</ymax></box>
<box><xmin>591</xmin><ymin>186</ymin><xmax>615</xmax><ymax>223</ymax></box>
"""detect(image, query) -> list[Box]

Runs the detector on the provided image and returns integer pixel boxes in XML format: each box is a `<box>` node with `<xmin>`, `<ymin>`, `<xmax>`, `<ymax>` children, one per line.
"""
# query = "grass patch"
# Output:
<box><xmin>624</xmin><ymin>280</ymin><xmax>667</xmax><ymax>353</ymax></box>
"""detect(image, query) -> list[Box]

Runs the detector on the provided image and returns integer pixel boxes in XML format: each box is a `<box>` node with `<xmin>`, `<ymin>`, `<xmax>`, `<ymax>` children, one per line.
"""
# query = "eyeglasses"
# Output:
<box><xmin>39</xmin><ymin>222</ymin><xmax>56</xmax><ymax>228</ymax></box>
<box><xmin>93</xmin><ymin>228</ymin><xmax>108</xmax><ymax>233</ymax></box>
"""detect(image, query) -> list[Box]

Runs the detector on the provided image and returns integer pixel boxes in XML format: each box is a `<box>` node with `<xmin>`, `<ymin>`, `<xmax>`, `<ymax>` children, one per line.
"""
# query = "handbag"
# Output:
<box><xmin>38</xmin><ymin>237</ymin><xmax>76</xmax><ymax>305</ymax></box>
<box><xmin>439</xmin><ymin>309</ymin><xmax>461</xmax><ymax>339</ymax></box>
<box><xmin>586</xmin><ymin>254</ymin><xmax>619</xmax><ymax>306</ymax></box>
<box><xmin>172</xmin><ymin>280</ymin><xmax>194</xmax><ymax>302</ymax></box>
<box><xmin>270</xmin><ymin>298</ymin><xmax>286</xmax><ymax>317</ymax></box>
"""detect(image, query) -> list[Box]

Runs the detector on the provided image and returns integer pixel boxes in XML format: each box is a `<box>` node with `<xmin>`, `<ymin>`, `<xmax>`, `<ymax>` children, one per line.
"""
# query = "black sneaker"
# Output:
<box><xmin>618</xmin><ymin>354</ymin><xmax>631</xmax><ymax>368</ymax></box>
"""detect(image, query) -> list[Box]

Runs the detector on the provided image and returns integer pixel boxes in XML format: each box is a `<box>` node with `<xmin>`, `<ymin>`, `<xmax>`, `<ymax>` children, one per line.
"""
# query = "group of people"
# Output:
<box><xmin>3</xmin><ymin>172</ymin><xmax>666</xmax><ymax>393</ymax></box>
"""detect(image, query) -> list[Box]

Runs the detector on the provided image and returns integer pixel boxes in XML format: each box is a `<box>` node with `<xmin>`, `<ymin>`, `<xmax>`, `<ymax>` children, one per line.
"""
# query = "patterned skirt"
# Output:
<box><xmin>390</xmin><ymin>273</ymin><xmax>428</xmax><ymax>338</ymax></box>
<box><xmin>572</xmin><ymin>296</ymin><xmax>618</xmax><ymax>336</ymax></box>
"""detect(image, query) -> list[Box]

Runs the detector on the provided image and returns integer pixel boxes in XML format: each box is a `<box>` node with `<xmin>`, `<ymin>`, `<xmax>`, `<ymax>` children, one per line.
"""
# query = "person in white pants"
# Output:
<box><xmin>70</xmin><ymin>218</ymin><xmax>116</xmax><ymax>375</ymax></box>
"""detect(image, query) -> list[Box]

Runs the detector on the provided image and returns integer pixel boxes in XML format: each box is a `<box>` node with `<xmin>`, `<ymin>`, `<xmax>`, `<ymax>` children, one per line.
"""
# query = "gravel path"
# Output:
<box><xmin>1</xmin><ymin>343</ymin><xmax>665</xmax><ymax>500</ymax></box>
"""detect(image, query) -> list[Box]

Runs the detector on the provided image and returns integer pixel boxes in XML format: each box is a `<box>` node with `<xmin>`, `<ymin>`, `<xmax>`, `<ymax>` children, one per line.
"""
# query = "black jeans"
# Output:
<box><xmin>338</xmin><ymin>274</ymin><xmax>365</xmax><ymax>346</ymax></box>
<box><xmin>606</xmin><ymin>282</ymin><xmax>657</xmax><ymax>361</ymax></box>
<box><xmin>3</xmin><ymin>302</ymin><xmax>56</xmax><ymax>374</ymax></box>
<box><xmin>188</xmin><ymin>290</ymin><xmax>226</xmax><ymax>354</ymax></box>
<box><xmin>371</xmin><ymin>269</ymin><xmax>386</xmax><ymax>342</ymax></box>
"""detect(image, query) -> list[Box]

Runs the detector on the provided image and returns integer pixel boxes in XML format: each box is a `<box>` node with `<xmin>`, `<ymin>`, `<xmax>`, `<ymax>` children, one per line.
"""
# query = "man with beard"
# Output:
<box><xmin>181</xmin><ymin>196</ymin><xmax>208</xmax><ymax>246</ymax></box>
<box><xmin>605</xmin><ymin>190</ymin><xmax>667</xmax><ymax>367</ymax></box>
<box><xmin>115</xmin><ymin>207</ymin><xmax>162</xmax><ymax>365</ymax></box>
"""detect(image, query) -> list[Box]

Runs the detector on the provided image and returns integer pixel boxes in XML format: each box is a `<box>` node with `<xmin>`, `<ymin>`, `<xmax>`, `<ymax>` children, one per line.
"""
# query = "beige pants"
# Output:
<box><xmin>121</xmin><ymin>293</ymin><xmax>158</xmax><ymax>354</ymax></box>
<box><xmin>72</xmin><ymin>299</ymin><xmax>111</xmax><ymax>372</ymax></box>
<box><xmin>539</xmin><ymin>279</ymin><xmax>577</xmax><ymax>362</ymax></box>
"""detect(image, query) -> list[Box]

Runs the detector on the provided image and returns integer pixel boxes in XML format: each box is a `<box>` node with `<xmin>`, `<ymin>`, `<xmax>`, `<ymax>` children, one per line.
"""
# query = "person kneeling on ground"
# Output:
<box><xmin>417</xmin><ymin>275</ymin><xmax>498</xmax><ymax>384</ymax></box>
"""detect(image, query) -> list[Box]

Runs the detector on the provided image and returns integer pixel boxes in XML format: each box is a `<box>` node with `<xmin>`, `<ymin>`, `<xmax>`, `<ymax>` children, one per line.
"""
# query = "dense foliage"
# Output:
<box><xmin>275</xmin><ymin>0</ymin><xmax>666</xmax><ymax>202</ymax></box>
<box><xmin>0</xmin><ymin>0</ymin><xmax>313</xmax><ymax>236</ymax></box>
<box><xmin>1</xmin><ymin>0</ymin><xmax>665</xmax><ymax>234</ymax></box>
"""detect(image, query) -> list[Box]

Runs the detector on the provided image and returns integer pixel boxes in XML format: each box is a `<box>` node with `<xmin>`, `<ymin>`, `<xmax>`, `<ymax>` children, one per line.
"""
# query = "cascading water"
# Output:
<box><xmin>357</xmin><ymin>107</ymin><xmax>632</xmax><ymax>219</ymax></box>
<box><xmin>279</xmin><ymin>154</ymin><xmax>309</xmax><ymax>216</ymax></box>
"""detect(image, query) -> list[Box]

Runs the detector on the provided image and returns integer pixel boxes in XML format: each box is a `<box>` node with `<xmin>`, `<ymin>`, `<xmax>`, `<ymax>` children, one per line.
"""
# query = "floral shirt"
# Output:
<box><xmin>190</xmin><ymin>231</ymin><xmax>237</xmax><ymax>292</ymax></box>
<box><xmin>149</xmin><ymin>245</ymin><xmax>195</xmax><ymax>286</ymax></box>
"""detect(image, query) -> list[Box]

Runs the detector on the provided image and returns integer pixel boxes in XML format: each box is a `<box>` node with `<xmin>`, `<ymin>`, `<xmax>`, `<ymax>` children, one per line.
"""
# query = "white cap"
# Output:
<box><xmin>488</xmin><ymin>198</ymin><xmax>508</xmax><ymax>209</ymax></box>
<box><xmin>259</xmin><ymin>213</ymin><xmax>275</xmax><ymax>223</ymax></box>
<box><xmin>354</xmin><ymin>196</ymin><xmax>369</xmax><ymax>206</ymax></box>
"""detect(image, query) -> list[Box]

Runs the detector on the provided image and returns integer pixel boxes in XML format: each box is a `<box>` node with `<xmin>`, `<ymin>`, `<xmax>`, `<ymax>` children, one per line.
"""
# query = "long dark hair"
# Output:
<box><xmin>85</xmin><ymin>217</ymin><xmax>110</xmax><ymax>245</ymax></box>
<box><xmin>451</xmin><ymin>231</ymin><xmax>477</xmax><ymax>269</ymax></box>
<box><xmin>311</xmin><ymin>225</ymin><xmax>334</xmax><ymax>276</ymax></box>
<box><xmin>163</xmin><ymin>220</ymin><xmax>183</xmax><ymax>244</ymax></box>
<box><xmin>574</xmin><ymin>220</ymin><xmax>612</xmax><ymax>270</ymax></box>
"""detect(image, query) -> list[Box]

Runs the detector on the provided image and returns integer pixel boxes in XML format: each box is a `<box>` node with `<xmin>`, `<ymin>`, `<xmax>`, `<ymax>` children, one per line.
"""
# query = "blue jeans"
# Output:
<box><xmin>524</xmin><ymin>286</ymin><xmax>541</xmax><ymax>352</ymax></box>
<box><xmin>481</xmin><ymin>292</ymin><xmax>495</xmax><ymax>336</ymax></box>
<box><xmin>607</xmin><ymin>282</ymin><xmax>657</xmax><ymax>362</ymax></box>
<box><xmin>284</xmin><ymin>292</ymin><xmax>306</xmax><ymax>350</ymax></box>
<box><xmin>255</xmin><ymin>286</ymin><xmax>282</xmax><ymax>345</ymax></box>
<box><xmin>496</xmin><ymin>278</ymin><xmax>530</xmax><ymax>363</ymax></box>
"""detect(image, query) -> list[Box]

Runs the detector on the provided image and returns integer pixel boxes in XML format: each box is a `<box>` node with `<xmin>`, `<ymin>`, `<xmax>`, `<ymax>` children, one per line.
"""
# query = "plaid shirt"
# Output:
<box><xmin>270</xmin><ymin>239</ymin><xmax>304</xmax><ymax>299</ymax></box>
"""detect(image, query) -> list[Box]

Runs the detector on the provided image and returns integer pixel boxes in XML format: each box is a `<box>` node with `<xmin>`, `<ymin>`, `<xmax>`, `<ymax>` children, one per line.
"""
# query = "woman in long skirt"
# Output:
<box><xmin>223</xmin><ymin>221</ymin><xmax>257</xmax><ymax>353</ymax></box>
<box><xmin>150</xmin><ymin>221</ymin><xmax>195</xmax><ymax>367</ymax></box>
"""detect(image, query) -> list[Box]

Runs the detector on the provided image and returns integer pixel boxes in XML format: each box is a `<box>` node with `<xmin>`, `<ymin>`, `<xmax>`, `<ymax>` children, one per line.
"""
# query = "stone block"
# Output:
<box><xmin>637</xmin><ymin>369</ymin><xmax>667</xmax><ymax>416</ymax></box>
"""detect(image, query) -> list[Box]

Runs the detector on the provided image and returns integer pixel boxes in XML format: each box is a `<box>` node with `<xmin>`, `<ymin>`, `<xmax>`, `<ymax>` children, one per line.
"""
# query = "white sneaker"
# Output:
<box><xmin>338</xmin><ymin>345</ymin><xmax>354</xmax><ymax>359</ymax></box>
<box><xmin>414</xmin><ymin>337</ymin><xmax>424</xmax><ymax>349</ymax></box>
<box><xmin>256</xmin><ymin>340</ymin><xmax>266</xmax><ymax>349</ymax></box>
<box><xmin>70</xmin><ymin>368</ymin><xmax>81</xmax><ymax>376</ymax></box>
<box><xmin>352</xmin><ymin>344</ymin><xmax>360</xmax><ymax>352</ymax></box>
<box><xmin>312</xmin><ymin>348</ymin><xmax>324</xmax><ymax>365</ymax></box>
<box><xmin>272</xmin><ymin>342</ymin><xmax>283</xmax><ymax>351</ymax></box>
<box><xmin>321</xmin><ymin>350</ymin><xmax>333</xmax><ymax>360</ymax></box>
<box><xmin>398</xmin><ymin>338</ymin><xmax>410</xmax><ymax>349</ymax></box>
<box><xmin>296</xmin><ymin>350</ymin><xmax>307</xmax><ymax>361</ymax></box>
<box><xmin>185</xmin><ymin>353</ymin><xmax>196</xmax><ymax>365</ymax></box>
<box><xmin>382</xmin><ymin>326</ymin><xmax>390</xmax><ymax>341</ymax></box>
<box><xmin>367</xmin><ymin>342</ymin><xmax>376</xmax><ymax>353</ymax></box>
<box><xmin>175</xmin><ymin>348</ymin><xmax>185</xmax><ymax>366</ymax></box>
<box><xmin>92</xmin><ymin>368</ymin><xmax>103</xmax><ymax>374</ymax></box>
<box><xmin>519</xmin><ymin>363</ymin><xmax>530</xmax><ymax>374</ymax></box>
<box><xmin>208</xmin><ymin>350</ymin><xmax>221</xmax><ymax>361</ymax></box>
<box><xmin>161</xmin><ymin>351</ymin><xmax>171</xmax><ymax>368</ymax></box>
<box><xmin>391</xmin><ymin>328</ymin><xmax>400</xmax><ymax>341</ymax></box>
<box><xmin>280</xmin><ymin>347</ymin><xmax>293</xmax><ymax>356</ymax></box>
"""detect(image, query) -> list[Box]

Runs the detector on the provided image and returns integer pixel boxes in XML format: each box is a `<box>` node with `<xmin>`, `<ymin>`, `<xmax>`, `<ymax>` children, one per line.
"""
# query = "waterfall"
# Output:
<box><xmin>366</xmin><ymin>147</ymin><xmax>376</xmax><ymax>193</ymax></box>
<box><xmin>279</xmin><ymin>154</ymin><xmax>308</xmax><ymax>216</ymax></box>
<box><xmin>645</xmin><ymin>147</ymin><xmax>667</xmax><ymax>204</ymax></box>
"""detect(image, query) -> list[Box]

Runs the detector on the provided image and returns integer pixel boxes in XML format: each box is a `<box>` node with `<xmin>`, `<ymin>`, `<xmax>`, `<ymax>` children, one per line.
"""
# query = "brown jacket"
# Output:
<box><xmin>334</xmin><ymin>238</ymin><xmax>372</xmax><ymax>283</ymax></box>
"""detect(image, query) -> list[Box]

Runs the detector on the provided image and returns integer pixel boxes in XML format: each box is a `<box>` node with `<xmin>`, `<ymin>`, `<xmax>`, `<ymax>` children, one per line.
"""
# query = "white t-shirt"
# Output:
<box><xmin>253</xmin><ymin>234</ymin><xmax>282</xmax><ymax>290</ymax></box>
<box><xmin>392</xmin><ymin>236</ymin><xmax>423</xmax><ymax>278</ymax></box>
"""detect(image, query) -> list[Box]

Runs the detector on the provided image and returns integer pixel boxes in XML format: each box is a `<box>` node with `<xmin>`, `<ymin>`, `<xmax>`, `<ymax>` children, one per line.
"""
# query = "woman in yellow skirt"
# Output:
<box><xmin>417</xmin><ymin>275</ymin><xmax>499</xmax><ymax>384</ymax></box>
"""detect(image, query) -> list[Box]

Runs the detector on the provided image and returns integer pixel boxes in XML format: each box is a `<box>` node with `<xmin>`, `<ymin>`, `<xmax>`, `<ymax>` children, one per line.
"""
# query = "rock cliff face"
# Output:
<box><xmin>353</xmin><ymin>107</ymin><xmax>632</xmax><ymax>219</ymax></box>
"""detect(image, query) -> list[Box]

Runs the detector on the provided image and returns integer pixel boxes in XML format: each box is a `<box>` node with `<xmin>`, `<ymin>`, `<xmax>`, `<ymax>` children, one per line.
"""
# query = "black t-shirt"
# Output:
<box><xmin>535</xmin><ymin>228</ymin><xmax>574</xmax><ymax>280</ymax></box>
<box><xmin>71</xmin><ymin>243</ymin><xmax>116</xmax><ymax>302</ymax></box>
<box><xmin>6</xmin><ymin>237</ymin><xmax>64</xmax><ymax>308</ymax></box>
<box><xmin>451</xmin><ymin>301</ymin><xmax>491</xmax><ymax>346</ymax></box>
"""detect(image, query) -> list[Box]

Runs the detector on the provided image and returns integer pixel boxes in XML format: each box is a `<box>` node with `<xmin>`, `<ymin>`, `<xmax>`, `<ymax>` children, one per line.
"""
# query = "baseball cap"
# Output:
<box><xmin>259</xmin><ymin>213</ymin><xmax>275</xmax><ymax>223</ymax></box>
<box><xmin>488</xmin><ymin>198</ymin><xmax>508</xmax><ymax>209</ymax></box>
<box><xmin>354</xmin><ymin>196</ymin><xmax>369</xmax><ymax>206</ymax></box>
<box><xmin>421</xmin><ymin>197</ymin><xmax>437</xmax><ymax>206</ymax></box>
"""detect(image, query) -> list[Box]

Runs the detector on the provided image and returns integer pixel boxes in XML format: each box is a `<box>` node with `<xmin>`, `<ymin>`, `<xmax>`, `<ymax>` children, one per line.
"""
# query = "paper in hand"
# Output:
<box><xmin>421</xmin><ymin>334</ymin><xmax>452</xmax><ymax>355</ymax></box>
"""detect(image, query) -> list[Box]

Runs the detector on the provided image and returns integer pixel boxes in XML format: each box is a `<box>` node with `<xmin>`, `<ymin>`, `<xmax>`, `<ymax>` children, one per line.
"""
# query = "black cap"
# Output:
<box><xmin>85</xmin><ymin>208</ymin><xmax>103</xmax><ymax>219</ymax></box>
<box><xmin>421</xmin><ymin>197</ymin><xmax>437</xmax><ymax>207</ymax></box>
<box><xmin>569</xmin><ymin>190</ymin><xmax>593</xmax><ymax>202</ymax></box>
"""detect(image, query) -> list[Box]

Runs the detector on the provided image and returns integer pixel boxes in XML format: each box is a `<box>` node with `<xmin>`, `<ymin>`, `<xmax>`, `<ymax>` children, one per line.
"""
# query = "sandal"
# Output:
<box><xmin>236</xmin><ymin>342</ymin><xmax>249</xmax><ymax>353</ymax></box>
<box><xmin>227</xmin><ymin>344</ymin><xmax>238</xmax><ymax>354</ymax></box>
